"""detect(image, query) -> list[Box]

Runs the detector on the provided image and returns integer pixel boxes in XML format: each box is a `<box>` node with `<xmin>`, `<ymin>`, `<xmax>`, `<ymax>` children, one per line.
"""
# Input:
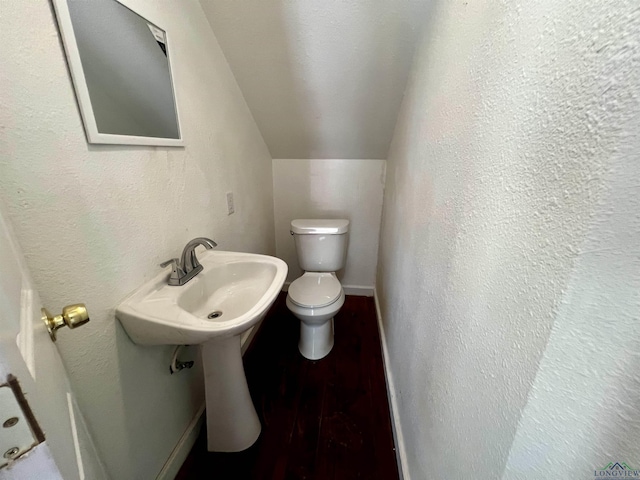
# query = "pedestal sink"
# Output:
<box><xmin>116</xmin><ymin>250</ymin><xmax>287</xmax><ymax>451</ymax></box>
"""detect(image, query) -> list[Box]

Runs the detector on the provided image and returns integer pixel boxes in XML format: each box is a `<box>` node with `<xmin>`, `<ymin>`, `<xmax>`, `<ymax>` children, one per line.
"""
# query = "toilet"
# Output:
<box><xmin>286</xmin><ymin>219</ymin><xmax>349</xmax><ymax>360</ymax></box>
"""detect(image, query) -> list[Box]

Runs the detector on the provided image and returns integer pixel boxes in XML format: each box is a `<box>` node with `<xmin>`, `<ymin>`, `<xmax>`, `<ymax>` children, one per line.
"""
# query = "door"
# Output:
<box><xmin>0</xmin><ymin>200</ymin><xmax>106</xmax><ymax>479</ymax></box>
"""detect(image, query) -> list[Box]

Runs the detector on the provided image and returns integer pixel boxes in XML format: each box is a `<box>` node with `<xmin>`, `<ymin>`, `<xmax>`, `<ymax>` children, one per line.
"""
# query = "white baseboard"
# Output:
<box><xmin>156</xmin><ymin>403</ymin><xmax>205</xmax><ymax>480</ymax></box>
<box><xmin>282</xmin><ymin>281</ymin><xmax>374</xmax><ymax>297</ymax></box>
<box><xmin>342</xmin><ymin>285</ymin><xmax>374</xmax><ymax>296</ymax></box>
<box><xmin>374</xmin><ymin>288</ymin><xmax>409</xmax><ymax>480</ymax></box>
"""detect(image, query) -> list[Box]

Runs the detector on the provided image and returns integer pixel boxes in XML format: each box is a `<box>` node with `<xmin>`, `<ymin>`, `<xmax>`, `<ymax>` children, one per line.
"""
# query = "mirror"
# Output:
<box><xmin>52</xmin><ymin>0</ymin><xmax>183</xmax><ymax>146</ymax></box>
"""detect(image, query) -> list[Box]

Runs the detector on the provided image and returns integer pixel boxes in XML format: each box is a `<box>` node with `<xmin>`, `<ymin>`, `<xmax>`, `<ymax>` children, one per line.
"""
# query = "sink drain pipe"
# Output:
<box><xmin>170</xmin><ymin>345</ymin><xmax>194</xmax><ymax>374</ymax></box>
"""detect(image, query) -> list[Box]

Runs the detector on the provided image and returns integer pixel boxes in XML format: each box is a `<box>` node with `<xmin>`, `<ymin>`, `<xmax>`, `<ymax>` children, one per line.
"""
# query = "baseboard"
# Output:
<box><xmin>156</xmin><ymin>403</ymin><xmax>205</xmax><ymax>480</ymax></box>
<box><xmin>282</xmin><ymin>281</ymin><xmax>374</xmax><ymax>297</ymax></box>
<box><xmin>374</xmin><ymin>288</ymin><xmax>409</xmax><ymax>480</ymax></box>
<box><xmin>342</xmin><ymin>285</ymin><xmax>374</xmax><ymax>296</ymax></box>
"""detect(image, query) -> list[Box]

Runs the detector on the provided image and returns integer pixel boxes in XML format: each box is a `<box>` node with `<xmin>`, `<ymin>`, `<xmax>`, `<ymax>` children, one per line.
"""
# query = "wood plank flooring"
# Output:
<box><xmin>175</xmin><ymin>293</ymin><xmax>399</xmax><ymax>480</ymax></box>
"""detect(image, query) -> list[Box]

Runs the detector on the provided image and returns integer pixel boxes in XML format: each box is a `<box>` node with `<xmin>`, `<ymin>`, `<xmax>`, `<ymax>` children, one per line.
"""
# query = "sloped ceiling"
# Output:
<box><xmin>200</xmin><ymin>0</ymin><xmax>431</xmax><ymax>159</ymax></box>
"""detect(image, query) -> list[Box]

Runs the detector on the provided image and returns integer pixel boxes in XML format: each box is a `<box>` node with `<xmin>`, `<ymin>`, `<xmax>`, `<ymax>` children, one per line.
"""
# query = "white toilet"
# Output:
<box><xmin>286</xmin><ymin>219</ymin><xmax>349</xmax><ymax>360</ymax></box>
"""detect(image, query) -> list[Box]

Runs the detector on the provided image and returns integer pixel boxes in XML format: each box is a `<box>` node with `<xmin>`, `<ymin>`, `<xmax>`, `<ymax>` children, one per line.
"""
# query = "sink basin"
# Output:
<box><xmin>117</xmin><ymin>250</ymin><xmax>287</xmax><ymax>344</ymax></box>
<box><xmin>116</xmin><ymin>249</ymin><xmax>287</xmax><ymax>452</ymax></box>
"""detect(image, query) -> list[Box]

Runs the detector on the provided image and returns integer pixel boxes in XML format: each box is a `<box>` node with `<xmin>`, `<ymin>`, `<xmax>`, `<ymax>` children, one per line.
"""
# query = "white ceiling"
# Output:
<box><xmin>200</xmin><ymin>0</ymin><xmax>431</xmax><ymax>159</ymax></box>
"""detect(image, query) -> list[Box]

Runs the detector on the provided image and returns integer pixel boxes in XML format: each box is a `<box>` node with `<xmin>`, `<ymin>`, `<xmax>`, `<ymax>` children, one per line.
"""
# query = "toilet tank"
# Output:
<box><xmin>291</xmin><ymin>219</ymin><xmax>349</xmax><ymax>272</ymax></box>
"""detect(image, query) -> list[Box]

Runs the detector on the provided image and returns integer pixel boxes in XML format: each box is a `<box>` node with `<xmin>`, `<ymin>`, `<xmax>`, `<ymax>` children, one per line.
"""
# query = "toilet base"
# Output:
<box><xmin>299</xmin><ymin>317</ymin><xmax>334</xmax><ymax>360</ymax></box>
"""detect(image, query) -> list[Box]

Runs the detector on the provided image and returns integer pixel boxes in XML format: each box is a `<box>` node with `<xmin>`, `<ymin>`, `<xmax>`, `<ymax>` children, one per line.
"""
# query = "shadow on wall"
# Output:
<box><xmin>273</xmin><ymin>159</ymin><xmax>386</xmax><ymax>289</ymax></box>
<box><xmin>280</xmin><ymin>160</ymin><xmax>351</xmax><ymax>283</ymax></box>
<box><xmin>266</xmin><ymin>1</ymin><xmax>315</xmax><ymax>157</ymax></box>
<box><xmin>201</xmin><ymin>1</ymin><xmax>313</xmax><ymax>156</ymax></box>
<box><xmin>374</xmin><ymin>0</ymin><xmax>640</xmax><ymax>478</ymax></box>
<box><xmin>115</xmin><ymin>322</ymin><xmax>204</xmax><ymax>477</ymax></box>
<box><xmin>202</xmin><ymin>0</ymin><xmax>432</xmax><ymax>159</ymax></box>
<box><xmin>274</xmin><ymin>1</ymin><xmax>431</xmax><ymax>158</ymax></box>
<box><xmin>349</xmin><ymin>6</ymin><xmax>424</xmax><ymax>160</ymax></box>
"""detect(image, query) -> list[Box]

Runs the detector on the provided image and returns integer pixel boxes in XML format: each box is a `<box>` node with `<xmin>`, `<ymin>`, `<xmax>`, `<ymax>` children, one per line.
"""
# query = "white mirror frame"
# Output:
<box><xmin>52</xmin><ymin>0</ymin><xmax>184</xmax><ymax>147</ymax></box>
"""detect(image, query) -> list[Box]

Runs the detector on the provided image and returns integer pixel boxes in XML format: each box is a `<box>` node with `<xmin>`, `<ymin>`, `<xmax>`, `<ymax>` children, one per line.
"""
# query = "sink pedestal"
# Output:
<box><xmin>201</xmin><ymin>335</ymin><xmax>261</xmax><ymax>452</ymax></box>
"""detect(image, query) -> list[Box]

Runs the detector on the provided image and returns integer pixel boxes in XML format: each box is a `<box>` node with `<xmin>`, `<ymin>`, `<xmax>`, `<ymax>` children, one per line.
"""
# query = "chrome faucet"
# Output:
<box><xmin>160</xmin><ymin>237</ymin><xmax>217</xmax><ymax>286</ymax></box>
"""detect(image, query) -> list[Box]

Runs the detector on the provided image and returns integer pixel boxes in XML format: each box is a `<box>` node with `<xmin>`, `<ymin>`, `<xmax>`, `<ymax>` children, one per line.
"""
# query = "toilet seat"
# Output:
<box><xmin>288</xmin><ymin>272</ymin><xmax>341</xmax><ymax>308</ymax></box>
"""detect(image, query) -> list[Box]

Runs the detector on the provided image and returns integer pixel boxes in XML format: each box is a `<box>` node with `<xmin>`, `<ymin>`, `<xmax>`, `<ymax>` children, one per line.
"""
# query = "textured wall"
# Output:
<box><xmin>376</xmin><ymin>0</ymin><xmax>640</xmax><ymax>479</ymax></box>
<box><xmin>0</xmin><ymin>1</ymin><xmax>274</xmax><ymax>479</ymax></box>
<box><xmin>503</xmin><ymin>140</ymin><xmax>640</xmax><ymax>480</ymax></box>
<box><xmin>200</xmin><ymin>0</ymin><xmax>431</xmax><ymax>159</ymax></box>
<box><xmin>273</xmin><ymin>159</ymin><xmax>385</xmax><ymax>291</ymax></box>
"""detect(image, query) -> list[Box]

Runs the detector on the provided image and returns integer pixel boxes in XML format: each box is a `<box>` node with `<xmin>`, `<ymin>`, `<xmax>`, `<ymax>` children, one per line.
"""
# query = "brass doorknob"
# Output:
<box><xmin>42</xmin><ymin>304</ymin><xmax>90</xmax><ymax>342</ymax></box>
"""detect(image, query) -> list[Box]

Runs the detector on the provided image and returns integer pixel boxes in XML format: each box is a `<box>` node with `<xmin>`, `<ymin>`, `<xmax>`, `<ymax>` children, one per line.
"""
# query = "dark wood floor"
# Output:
<box><xmin>175</xmin><ymin>293</ymin><xmax>399</xmax><ymax>480</ymax></box>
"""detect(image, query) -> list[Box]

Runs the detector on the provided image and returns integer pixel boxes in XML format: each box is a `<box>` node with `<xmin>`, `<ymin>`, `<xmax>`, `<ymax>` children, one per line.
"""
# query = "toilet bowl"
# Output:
<box><xmin>286</xmin><ymin>219</ymin><xmax>349</xmax><ymax>360</ymax></box>
<box><xmin>286</xmin><ymin>272</ymin><xmax>346</xmax><ymax>360</ymax></box>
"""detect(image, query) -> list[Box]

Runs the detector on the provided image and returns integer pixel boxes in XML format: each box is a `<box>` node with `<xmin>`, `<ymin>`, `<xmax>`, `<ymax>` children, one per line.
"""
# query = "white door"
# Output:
<box><xmin>0</xmin><ymin>200</ymin><xmax>106</xmax><ymax>479</ymax></box>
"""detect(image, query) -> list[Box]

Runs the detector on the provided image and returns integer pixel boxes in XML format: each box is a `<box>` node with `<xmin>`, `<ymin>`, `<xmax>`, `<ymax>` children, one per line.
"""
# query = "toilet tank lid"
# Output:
<box><xmin>290</xmin><ymin>219</ymin><xmax>349</xmax><ymax>234</ymax></box>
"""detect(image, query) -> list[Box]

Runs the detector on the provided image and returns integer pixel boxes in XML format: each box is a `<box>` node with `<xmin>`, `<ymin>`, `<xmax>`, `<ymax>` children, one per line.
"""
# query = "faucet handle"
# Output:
<box><xmin>160</xmin><ymin>258</ymin><xmax>185</xmax><ymax>286</ymax></box>
<box><xmin>160</xmin><ymin>258</ymin><xmax>179</xmax><ymax>269</ymax></box>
